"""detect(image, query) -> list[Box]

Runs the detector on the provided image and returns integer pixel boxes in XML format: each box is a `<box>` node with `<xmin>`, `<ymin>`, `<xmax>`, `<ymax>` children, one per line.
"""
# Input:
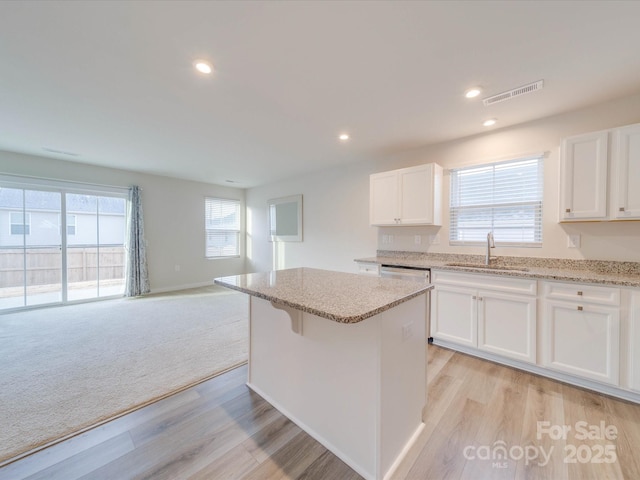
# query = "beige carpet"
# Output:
<box><xmin>0</xmin><ymin>285</ymin><xmax>248</xmax><ymax>465</ymax></box>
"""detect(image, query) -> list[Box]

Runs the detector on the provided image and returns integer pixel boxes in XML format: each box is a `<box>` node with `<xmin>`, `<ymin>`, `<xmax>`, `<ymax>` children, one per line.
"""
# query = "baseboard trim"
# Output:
<box><xmin>149</xmin><ymin>281</ymin><xmax>214</xmax><ymax>294</ymax></box>
<box><xmin>432</xmin><ymin>339</ymin><xmax>640</xmax><ymax>404</ymax></box>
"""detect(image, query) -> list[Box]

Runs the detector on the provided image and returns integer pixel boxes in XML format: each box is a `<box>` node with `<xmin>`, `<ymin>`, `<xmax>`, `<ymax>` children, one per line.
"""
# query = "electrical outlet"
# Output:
<box><xmin>402</xmin><ymin>322</ymin><xmax>414</xmax><ymax>341</ymax></box>
<box><xmin>414</xmin><ymin>235</ymin><xmax>422</xmax><ymax>245</ymax></box>
<box><xmin>174</xmin><ymin>264</ymin><xmax>181</xmax><ymax>272</ymax></box>
<box><xmin>567</xmin><ymin>234</ymin><xmax>581</xmax><ymax>248</ymax></box>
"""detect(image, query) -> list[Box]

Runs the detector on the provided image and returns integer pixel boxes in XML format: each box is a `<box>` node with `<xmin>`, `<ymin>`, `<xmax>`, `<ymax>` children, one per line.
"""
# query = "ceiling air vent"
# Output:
<box><xmin>483</xmin><ymin>80</ymin><xmax>544</xmax><ymax>106</ymax></box>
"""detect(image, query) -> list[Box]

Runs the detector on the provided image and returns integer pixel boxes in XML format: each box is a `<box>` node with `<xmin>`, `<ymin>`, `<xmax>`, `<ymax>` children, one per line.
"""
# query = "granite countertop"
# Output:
<box><xmin>356</xmin><ymin>251</ymin><xmax>640</xmax><ymax>288</ymax></box>
<box><xmin>214</xmin><ymin>267</ymin><xmax>432</xmax><ymax>324</ymax></box>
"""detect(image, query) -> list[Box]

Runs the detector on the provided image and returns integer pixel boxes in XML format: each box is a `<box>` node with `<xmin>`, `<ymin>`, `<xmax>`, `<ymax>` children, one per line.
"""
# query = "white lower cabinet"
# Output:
<box><xmin>628</xmin><ymin>290</ymin><xmax>640</xmax><ymax>392</ymax></box>
<box><xmin>431</xmin><ymin>284</ymin><xmax>476</xmax><ymax>348</ymax></box>
<box><xmin>542</xmin><ymin>299</ymin><xmax>619</xmax><ymax>385</ymax></box>
<box><xmin>429</xmin><ymin>272</ymin><xmax>640</xmax><ymax>401</ymax></box>
<box><xmin>541</xmin><ymin>281</ymin><xmax>620</xmax><ymax>386</ymax></box>
<box><xmin>431</xmin><ymin>271</ymin><xmax>536</xmax><ymax>363</ymax></box>
<box><xmin>478</xmin><ymin>290</ymin><xmax>536</xmax><ymax>363</ymax></box>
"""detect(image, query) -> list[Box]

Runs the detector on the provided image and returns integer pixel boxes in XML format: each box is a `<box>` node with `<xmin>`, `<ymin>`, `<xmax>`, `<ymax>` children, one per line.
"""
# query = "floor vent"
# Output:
<box><xmin>483</xmin><ymin>80</ymin><xmax>544</xmax><ymax>106</ymax></box>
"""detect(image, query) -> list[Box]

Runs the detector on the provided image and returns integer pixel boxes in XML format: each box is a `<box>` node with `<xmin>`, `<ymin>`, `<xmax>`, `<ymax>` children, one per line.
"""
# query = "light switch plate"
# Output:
<box><xmin>414</xmin><ymin>235</ymin><xmax>422</xmax><ymax>245</ymax></box>
<box><xmin>567</xmin><ymin>234</ymin><xmax>581</xmax><ymax>248</ymax></box>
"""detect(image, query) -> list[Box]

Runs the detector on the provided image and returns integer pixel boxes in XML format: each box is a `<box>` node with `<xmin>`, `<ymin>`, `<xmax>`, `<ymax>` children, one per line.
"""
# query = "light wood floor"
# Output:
<box><xmin>2</xmin><ymin>345</ymin><xmax>639</xmax><ymax>480</ymax></box>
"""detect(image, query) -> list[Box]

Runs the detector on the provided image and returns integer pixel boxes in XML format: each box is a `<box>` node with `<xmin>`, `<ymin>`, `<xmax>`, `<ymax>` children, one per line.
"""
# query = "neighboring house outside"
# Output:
<box><xmin>0</xmin><ymin>189</ymin><xmax>125</xmax><ymax>247</ymax></box>
<box><xmin>0</xmin><ymin>188</ymin><xmax>126</xmax><ymax>290</ymax></box>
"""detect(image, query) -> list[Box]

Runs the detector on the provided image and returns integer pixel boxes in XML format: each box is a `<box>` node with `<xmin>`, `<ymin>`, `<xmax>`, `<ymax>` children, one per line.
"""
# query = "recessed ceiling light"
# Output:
<box><xmin>483</xmin><ymin>118</ymin><xmax>497</xmax><ymax>127</ymax></box>
<box><xmin>194</xmin><ymin>60</ymin><xmax>213</xmax><ymax>74</ymax></box>
<box><xmin>339</xmin><ymin>134</ymin><xmax>350</xmax><ymax>141</ymax></box>
<box><xmin>465</xmin><ymin>87</ymin><xmax>482</xmax><ymax>99</ymax></box>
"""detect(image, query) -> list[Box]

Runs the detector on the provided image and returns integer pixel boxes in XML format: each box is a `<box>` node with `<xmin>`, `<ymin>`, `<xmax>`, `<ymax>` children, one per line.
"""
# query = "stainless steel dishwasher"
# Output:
<box><xmin>379</xmin><ymin>265</ymin><xmax>432</xmax><ymax>342</ymax></box>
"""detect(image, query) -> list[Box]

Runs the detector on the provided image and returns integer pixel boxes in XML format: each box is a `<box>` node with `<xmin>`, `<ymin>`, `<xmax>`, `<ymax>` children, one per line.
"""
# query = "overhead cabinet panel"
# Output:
<box><xmin>612</xmin><ymin>123</ymin><xmax>640</xmax><ymax>219</ymax></box>
<box><xmin>369</xmin><ymin>171</ymin><xmax>399</xmax><ymax>225</ymax></box>
<box><xmin>399</xmin><ymin>165</ymin><xmax>439</xmax><ymax>224</ymax></box>
<box><xmin>369</xmin><ymin>163</ymin><xmax>442</xmax><ymax>226</ymax></box>
<box><xmin>559</xmin><ymin>121</ymin><xmax>640</xmax><ymax>222</ymax></box>
<box><xmin>560</xmin><ymin>131</ymin><xmax>608</xmax><ymax>220</ymax></box>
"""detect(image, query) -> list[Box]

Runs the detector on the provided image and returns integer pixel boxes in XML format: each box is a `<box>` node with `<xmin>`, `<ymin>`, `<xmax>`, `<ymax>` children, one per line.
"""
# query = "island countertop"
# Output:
<box><xmin>214</xmin><ymin>267</ymin><xmax>432</xmax><ymax>324</ymax></box>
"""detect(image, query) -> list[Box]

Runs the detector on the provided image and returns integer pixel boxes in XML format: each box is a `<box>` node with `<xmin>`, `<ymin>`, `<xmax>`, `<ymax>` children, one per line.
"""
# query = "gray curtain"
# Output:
<box><xmin>125</xmin><ymin>185</ymin><xmax>150</xmax><ymax>296</ymax></box>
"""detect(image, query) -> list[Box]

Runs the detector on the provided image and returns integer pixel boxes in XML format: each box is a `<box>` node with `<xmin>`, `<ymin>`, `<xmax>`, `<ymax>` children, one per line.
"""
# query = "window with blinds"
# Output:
<box><xmin>205</xmin><ymin>197</ymin><xmax>241</xmax><ymax>258</ymax></box>
<box><xmin>449</xmin><ymin>155</ymin><xmax>543</xmax><ymax>246</ymax></box>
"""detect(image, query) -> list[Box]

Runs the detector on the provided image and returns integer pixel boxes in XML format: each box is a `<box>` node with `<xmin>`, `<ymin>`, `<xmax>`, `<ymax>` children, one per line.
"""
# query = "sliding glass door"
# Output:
<box><xmin>0</xmin><ymin>183</ymin><xmax>126</xmax><ymax>311</ymax></box>
<box><xmin>0</xmin><ymin>188</ymin><xmax>63</xmax><ymax>309</ymax></box>
<box><xmin>66</xmin><ymin>194</ymin><xmax>126</xmax><ymax>301</ymax></box>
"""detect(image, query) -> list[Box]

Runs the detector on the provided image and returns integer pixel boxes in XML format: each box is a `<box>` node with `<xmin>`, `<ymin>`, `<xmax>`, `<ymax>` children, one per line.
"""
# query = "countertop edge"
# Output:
<box><xmin>214</xmin><ymin>278</ymin><xmax>432</xmax><ymax>324</ymax></box>
<box><xmin>355</xmin><ymin>257</ymin><xmax>640</xmax><ymax>288</ymax></box>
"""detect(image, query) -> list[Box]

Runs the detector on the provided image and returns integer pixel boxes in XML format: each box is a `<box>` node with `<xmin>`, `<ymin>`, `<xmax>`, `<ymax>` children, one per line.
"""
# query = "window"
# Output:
<box><xmin>59</xmin><ymin>214</ymin><xmax>77</xmax><ymax>235</ymax></box>
<box><xmin>67</xmin><ymin>214</ymin><xmax>76</xmax><ymax>236</ymax></box>
<box><xmin>449</xmin><ymin>155</ymin><xmax>543</xmax><ymax>246</ymax></box>
<box><xmin>10</xmin><ymin>212</ymin><xmax>30</xmax><ymax>235</ymax></box>
<box><xmin>205</xmin><ymin>197</ymin><xmax>241</xmax><ymax>258</ymax></box>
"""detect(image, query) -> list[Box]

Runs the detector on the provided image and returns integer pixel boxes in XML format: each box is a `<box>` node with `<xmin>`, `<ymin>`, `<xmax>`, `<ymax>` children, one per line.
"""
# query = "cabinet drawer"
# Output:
<box><xmin>543</xmin><ymin>281</ymin><xmax>620</xmax><ymax>306</ymax></box>
<box><xmin>432</xmin><ymin>270</ymin><xmax>537</xmax><ymax>296</ymax></box>
<box><xmin>357</xmin><ymin>262</ymin><xmax>380</xmax><ymax>276</ymax></box>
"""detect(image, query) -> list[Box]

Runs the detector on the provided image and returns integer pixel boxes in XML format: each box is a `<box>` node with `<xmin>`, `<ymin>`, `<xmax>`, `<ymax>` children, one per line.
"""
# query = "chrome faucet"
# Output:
<box><xmin>486</xmin><ymin>231</ymin><xmax>495</xmax><ymax>265</ymax></box>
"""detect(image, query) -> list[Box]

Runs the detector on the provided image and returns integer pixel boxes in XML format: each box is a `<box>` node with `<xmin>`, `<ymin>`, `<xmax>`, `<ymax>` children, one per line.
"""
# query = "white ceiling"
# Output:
<box><xmin>1</xmin><ymin>1</ymin><xmax>640</xmax><ymax>188</ymax></box>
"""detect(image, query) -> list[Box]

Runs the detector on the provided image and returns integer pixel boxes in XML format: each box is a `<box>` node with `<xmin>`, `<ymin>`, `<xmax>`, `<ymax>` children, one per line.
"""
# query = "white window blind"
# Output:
<box><xmin>449</xmin><ymin>155</ymin><xmax>543</xmax><ymax>246</ymax></box>
<box><xmin>205</xmin><ymin>197</ymin><xmax>241</xmax><ymax>258</ymax></box>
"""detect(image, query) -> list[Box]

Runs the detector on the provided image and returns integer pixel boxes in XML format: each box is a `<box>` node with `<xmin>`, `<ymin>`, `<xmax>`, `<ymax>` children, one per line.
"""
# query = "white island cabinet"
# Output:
<box><xmin>215</xmin><ymin>268</ymin><xmax>431</xmax><ymax>480</ymax></box>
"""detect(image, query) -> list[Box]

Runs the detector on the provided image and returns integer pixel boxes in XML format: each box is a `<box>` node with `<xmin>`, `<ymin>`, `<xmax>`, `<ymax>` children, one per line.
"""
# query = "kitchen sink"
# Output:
<box><xmin>445</xmin><ymin>263</ymin><xmax>529</xmax><ymax>272</ymax></box>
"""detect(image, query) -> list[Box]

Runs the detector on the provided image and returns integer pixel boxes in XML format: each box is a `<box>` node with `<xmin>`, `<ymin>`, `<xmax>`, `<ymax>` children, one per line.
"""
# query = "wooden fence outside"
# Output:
<box><xmin>0</xmin><ymin>246</ymin><xmax>125</xmax><ymax>287</ymax></box>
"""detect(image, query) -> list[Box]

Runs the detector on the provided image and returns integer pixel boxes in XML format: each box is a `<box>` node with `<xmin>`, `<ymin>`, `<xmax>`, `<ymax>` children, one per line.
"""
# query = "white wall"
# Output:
<box><xmin>247</xmin><ymin>92</ymin><xmax>640</xmax><ymax>273</ymax></box>
<box><xmin>0</xmin><ymin>150</ymin><xmax>245</xmax><ymax>292</ymax></box>
<box><xmin>246</xmin><ymin>161</ymin><xmax>377</xmax><ymax>274</ymax></box>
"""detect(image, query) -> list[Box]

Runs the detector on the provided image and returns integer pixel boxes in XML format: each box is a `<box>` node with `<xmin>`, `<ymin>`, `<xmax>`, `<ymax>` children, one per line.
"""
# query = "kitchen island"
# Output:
<box><xmin>215</xmin><ymin>267</ymin><xmax>431</xmax><ymax>480</ymax></box>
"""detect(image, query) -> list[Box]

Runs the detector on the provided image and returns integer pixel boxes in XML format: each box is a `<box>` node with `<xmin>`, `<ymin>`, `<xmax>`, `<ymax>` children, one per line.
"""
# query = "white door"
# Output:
<box><xmin>431</xmin><ymin>285</ymin><xmax>476</xmax><ymax>347</ymax></box>
<box><xmin>543</xmin><ymin>300</ymin><xmax>619</xmax><ymax>385</ymax></box>
<box><xmin>398</xmin><ymin>164</ymin><xmax>433</xmax><ymax>224</ymax></box>
<box><xmin>477</xmin><ymin>291</ymin><xmax>536</xmax><ymax>363</ymax></box>
<box><xmin>560</xmin><ymin>131</ymin><xmax>608</xmax><ymax>220</ymax></box>
<box><xmin>611</xmin><ymin>123</ymin><xmax>640</xmax><ymax>219</ymax></box>
<box><xmin>370</xmin><ymin>171</ymin><xmax>398</xmax><ymax>225</ymax></box>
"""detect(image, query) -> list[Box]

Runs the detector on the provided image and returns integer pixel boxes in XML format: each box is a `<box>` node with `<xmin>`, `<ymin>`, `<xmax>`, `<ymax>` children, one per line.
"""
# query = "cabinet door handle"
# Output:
<box><xmin>472</xmin><ymin>295</ymin><xmax>477</xmax><ymax>300</ymax></box>
<box><xmin>620</xmin><ymin>207</ymin><xmax>625</xmax><ymax>212</ymax></box>
<box><xmin>565</xmin><ymin>208</ymin><xmax>571</xmax><ymax>213</ymax></box>
<box><xmin>577</xmin><ymin>291</ymin><xmax>583</xmax><ymax>296</ymax></box>
<box><xmin>577</xmin><ymin>306</ymin><xmax>583</xmax><ymax>311</ymax></box>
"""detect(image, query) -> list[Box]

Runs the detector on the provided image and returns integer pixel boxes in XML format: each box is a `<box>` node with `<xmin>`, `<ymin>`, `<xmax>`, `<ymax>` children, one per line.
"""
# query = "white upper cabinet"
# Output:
<box><xmin>560</xmin><ymin>130</ymin><xmax>609</xmax><ymax>220</ymax></box>
<box><xmin>369</xmin><ymin>170</ymin><xmax>399</xmax><ymax>225</ymax></box>
<box><xmin>560</xmin><ymin>122</ymin><xmax>640</xmax><ymax>222</ymax></box>
<box><xmin>370</xmin><ymin>163</ymin><xmax>442</xmax><ymax>226</ymax></box>
<box><xmin>611</xmin><ymin>123</ymin><xmax>640</xmax><ymax>219</ymax></box>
